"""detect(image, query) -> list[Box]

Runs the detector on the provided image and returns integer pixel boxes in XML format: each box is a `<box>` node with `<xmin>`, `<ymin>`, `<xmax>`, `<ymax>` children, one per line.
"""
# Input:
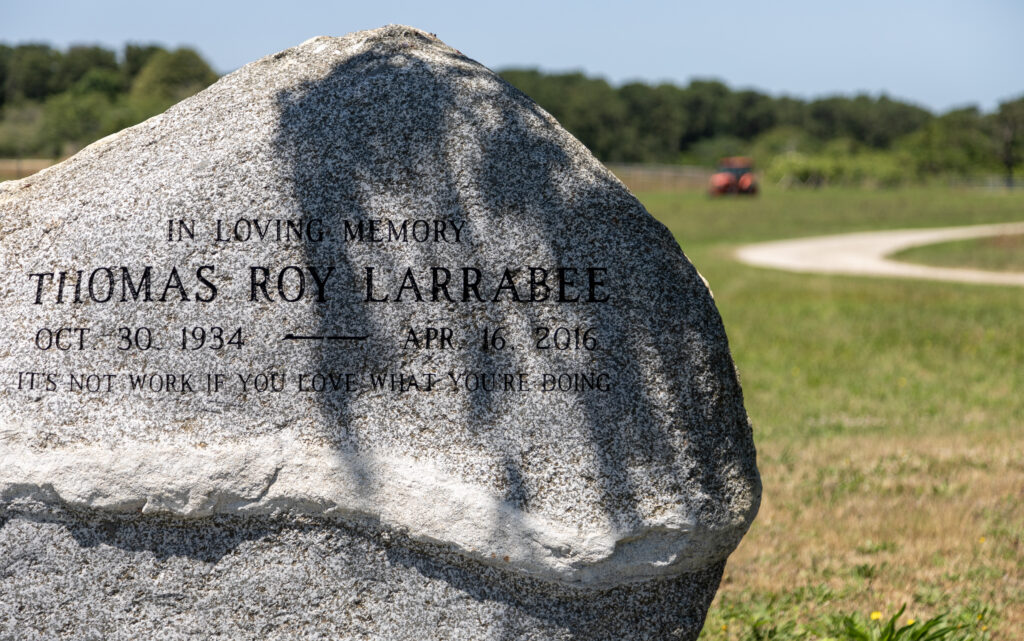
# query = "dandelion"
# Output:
<box><xmin>871</xmin><ymin>611</ymin><xmax>882</xmax><ymax>620</ymax></box>
<box><xmin>907</xmin><ymin>619</ymin><xmax>916</xmax><ymax>625</ymax></box>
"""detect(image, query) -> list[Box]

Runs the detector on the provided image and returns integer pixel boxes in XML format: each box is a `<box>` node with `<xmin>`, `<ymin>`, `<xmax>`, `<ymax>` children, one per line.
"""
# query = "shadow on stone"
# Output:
<box><xmin>259</xmin><ymin>26</ymin><xmax>742</xmax><ymax>638</ymax></box>
<box><xmin>272</xmin><ymin>26</ymin><xmax>682</xmax><ymax>542</ymax></box>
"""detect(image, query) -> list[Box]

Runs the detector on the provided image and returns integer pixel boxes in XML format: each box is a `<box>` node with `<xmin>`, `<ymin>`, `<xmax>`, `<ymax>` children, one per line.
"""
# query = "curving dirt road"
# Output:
<box><xmin>734</xmin><ymin>222</ymin><xmax>1024</xmax><ymax>286</ymax></box>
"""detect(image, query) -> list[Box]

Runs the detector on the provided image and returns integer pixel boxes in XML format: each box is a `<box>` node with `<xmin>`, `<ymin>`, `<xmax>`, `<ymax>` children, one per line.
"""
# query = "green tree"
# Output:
<box><xmin>772</xmin><ymin>96</ymin><xmax>807</xmax><ymax>128</ymax></box>
<box><xmin>71</xmin><ymin>68</ymin><xmax>124</xmax><ymax>99</ymax></box>
<box><xmin>896</xmin><ymin>107</ymin><xmax>993</xmax><ymax>177</ymax></box>
<box><xmin>618</xmin><ymin>82</ymin><xmax>687</xmax><ymax>161</ymax></box>
<box><xmin>39</xmin><ymin>91</ymin><xmax>112</xmax><ymax>155</ymax></box>
<box><xmin>55</xmin><ymin>45</ymin><xmax>118</xmax><ymax>93</ymax></box>
<box><xmin>0</xmin><ymin>44</ymin><xmax>12</xmax><ymax>107</ymax></box>
<box><xmin>678</xmin><ymin>79</ymin><xmax>730</xmax><ymax>147</ymax></box>
<box><xmin>723</xmin><ymin>89</ymin><xmax>777</xmax><ymax>140</ymax></box>
<box><xmin>0</xmin><ymin>42</ymin><xmax>220</xmax><ymax>159</ymax></box>
<box><xmin>555</xmin><ymin>73</ymin><xmax>629</xmax><ymax>161</ymax></box>
<box><xmin>130</xmin><ymin>48</ymin><xmax>218</xmax><ymax>107</ymax></box>
<box><xmin>873</xmin><ymin>95</ymin><xmax>932</xmax><ymax>147</ymax></box>
<box><xmin>5</xmin><ymin>44</ymin><xmax>62</xmax><ymax>101</ymax></box>
<box><xmin>499</xmin><ymin>68</ymin><xmax>955</xmax><ymax>168</ymax></box>
<box><xmin>994</xmin><ymin>96</ymin><xmax>1024</xmax><ymax>187</ymax></box>
<box><xmin>806</xmin><ymin>94</ymin><xmax>931</xmax><ymax>148</ymax></box>
<box><xmin>122</xmin><ymin>44</ymin><xmax>165</xmax><ymax>82</ymax></box>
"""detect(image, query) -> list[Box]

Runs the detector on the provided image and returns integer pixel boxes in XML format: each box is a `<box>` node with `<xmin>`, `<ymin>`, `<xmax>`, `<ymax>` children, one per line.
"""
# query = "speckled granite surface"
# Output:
<box><xmin>0</xmin><ymin>25</ymin><xmax>759</xmax><ymax>639</ymax></box>
<box><xmin>1</xmin><ymin>501</ymin><xmax>725</xmax><ymax>640</ymax></box>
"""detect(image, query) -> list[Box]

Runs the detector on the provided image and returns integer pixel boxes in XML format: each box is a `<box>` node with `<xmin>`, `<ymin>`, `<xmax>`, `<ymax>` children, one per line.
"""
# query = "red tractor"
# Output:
<box><xmin>709</xmin><ymin>157</ymin><xmax>757</xmax><ymax>196</ymax></box>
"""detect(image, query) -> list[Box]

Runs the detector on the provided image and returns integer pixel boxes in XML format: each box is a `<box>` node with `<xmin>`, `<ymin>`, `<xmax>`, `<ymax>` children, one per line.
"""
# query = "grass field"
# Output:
<box><xmin>636</xmin><ymin>187</ymin><xmax>1023</xmax><ymax>640</ymax></box>
<box><xmin>894</xmin><ymin>233</ymin><xmax>1024</xmax><ymax>273</ymax></box>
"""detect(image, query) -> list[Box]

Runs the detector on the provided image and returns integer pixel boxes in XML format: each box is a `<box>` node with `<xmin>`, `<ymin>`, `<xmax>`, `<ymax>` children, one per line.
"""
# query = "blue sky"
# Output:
<box><xmin>4</xmin><ymin>0</ymin><xmax>1022</xmax><ymax>113</ymax></box>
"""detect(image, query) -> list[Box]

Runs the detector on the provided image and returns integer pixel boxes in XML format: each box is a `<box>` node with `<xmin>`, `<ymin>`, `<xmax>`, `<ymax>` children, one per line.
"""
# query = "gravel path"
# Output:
<box><xmin>734</xmin><ymin>222</ymin><xmax>1024</xmax><ymax>286</ymax></box>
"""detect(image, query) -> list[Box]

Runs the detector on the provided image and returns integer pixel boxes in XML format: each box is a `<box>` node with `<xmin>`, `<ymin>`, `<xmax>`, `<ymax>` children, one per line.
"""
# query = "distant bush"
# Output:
<box><xmin>0</xmin><ymin>42</ymin><xmax>219</xmax><ymax>159</ymax></box>
<box><xmin>130</xmin><ymin>48</ymin><xmax>218</xmax><ymax>106</ymax></box>
<box><xmin>766</xmin><ymin>151</ymin><xmax>913</xmax><ymax>188</ymax></box>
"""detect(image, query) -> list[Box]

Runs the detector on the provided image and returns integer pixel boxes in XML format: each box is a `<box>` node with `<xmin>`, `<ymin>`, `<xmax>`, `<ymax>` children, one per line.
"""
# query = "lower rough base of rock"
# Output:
<box><xmin>0</xmin><ymin>503</ymin><xmax>723</xmax><ymax>641</ymax></box>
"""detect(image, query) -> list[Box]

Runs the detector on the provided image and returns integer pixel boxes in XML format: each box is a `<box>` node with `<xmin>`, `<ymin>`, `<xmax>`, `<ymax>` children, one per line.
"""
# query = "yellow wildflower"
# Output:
<box><xmin>907</xmin><ymin>619</ymin><xmax>916</xmax><ymax>625</ymax></box>
<box><xmin>871</xmin><ymin>611</ymin><xmax>882</xmax><ymax>621</ymax></box>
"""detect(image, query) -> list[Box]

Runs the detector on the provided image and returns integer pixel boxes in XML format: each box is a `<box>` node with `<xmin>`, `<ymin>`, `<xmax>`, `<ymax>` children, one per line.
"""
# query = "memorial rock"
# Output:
<box><xmin>0</xmin><ymin>25</ymin><xmax>760</xmax><ymax>640</ymax></box>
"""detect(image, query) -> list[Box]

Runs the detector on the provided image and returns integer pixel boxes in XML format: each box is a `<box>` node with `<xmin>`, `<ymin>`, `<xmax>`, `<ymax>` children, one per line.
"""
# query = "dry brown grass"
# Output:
<box><xmin>0</xmin><ymin>158</ymin><xmax>56</xmax><ymax>181</ymax></box>
<box><xmin>709</xmin><ymin>429</ymin><xmax>1024</xmax><ymax>637</ymax></box>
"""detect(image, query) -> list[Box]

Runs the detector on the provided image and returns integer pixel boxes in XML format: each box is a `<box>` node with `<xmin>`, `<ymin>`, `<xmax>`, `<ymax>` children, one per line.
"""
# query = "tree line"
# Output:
<box><xmin>0</xmin><ymin>43</ymin><xmax>217</xmax><ymax>157</ymax></box>
<box><xmin>1</xmin><ymin>42</ymin><xmax>1021</xmax><ymax>186</ymax></box>
<box><xmin>499</xmin><ymin>70</ymin><xmax>1023</xmax><ymax>186</ymax></box>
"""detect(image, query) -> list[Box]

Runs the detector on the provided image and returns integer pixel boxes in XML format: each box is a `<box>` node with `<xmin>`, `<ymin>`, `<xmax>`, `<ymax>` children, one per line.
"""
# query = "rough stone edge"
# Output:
<box><xmin>0</xmin><ymin>500</ymin><xmax>728</xmax><ymax>641</ymax></box>
<box><xmin>0</xmin><ymin>24</ymin><xmax>756</xmax><ymax>592</ymax></box>
<box><xmin>0</xmin><ymin>434</ymin><xmax>752</xmax><ymax>589</ymax></box>
<box><xmin>0</xmin><ymin>26</ymin><xmax>453</xmax><ymax>201</ymax></box>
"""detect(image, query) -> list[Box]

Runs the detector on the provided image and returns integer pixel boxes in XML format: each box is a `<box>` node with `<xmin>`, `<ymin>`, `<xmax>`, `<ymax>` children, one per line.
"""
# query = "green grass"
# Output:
<box><xmin>641</xmin><ymin>187</ymin><xmax>1024</xmax><ymax>441</ymax></box>
<box><xmin>892</xmin><ymin>234</ymin><xmax>1024</xmax><ymax>273</ymax></box>
<box><xmin>633</xmin><ymin>186</ymin><xmax>1024</xmax><ymax>640</ymax></box>
<box><xmin>704</xmin><ymin>592</ymin><xmax>992</xmax><ymax>641</ymax></box>
<box><xmin>641</xmin><ymin>187</ymin><xmax>1024</xmax><ymax>246</ymax></box>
